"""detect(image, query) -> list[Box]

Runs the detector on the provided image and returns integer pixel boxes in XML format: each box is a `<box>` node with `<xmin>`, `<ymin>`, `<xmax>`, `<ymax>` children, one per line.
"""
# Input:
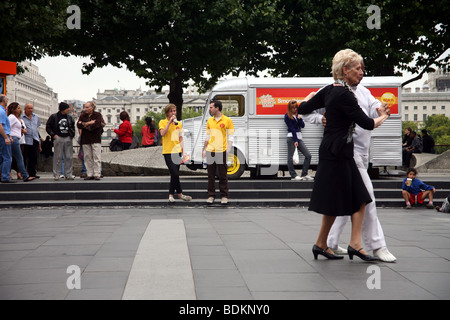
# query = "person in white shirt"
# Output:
<box><xmin>305</xmin><ymin>62</ymin><xmax>397</xmax><ymax>262</ymax></box>
<box><xmin>7</xmin><ymin>102</ymin><xmax>35</xmax><ymax>182</ymax></box>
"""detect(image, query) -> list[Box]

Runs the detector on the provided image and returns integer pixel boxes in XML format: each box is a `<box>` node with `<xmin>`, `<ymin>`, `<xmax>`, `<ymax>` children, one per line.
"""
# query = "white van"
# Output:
<box><xmin>183</xmin><ymin>77</ymin><xmax>402</xmax><ymax>179</ymax></box>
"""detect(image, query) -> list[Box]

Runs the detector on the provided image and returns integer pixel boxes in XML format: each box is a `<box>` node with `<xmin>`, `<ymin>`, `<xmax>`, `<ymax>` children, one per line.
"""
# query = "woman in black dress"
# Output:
<box><xmin>298</xmin><ymin>49</ymin><xmax>390</xmax><ymax>261</ymax></box>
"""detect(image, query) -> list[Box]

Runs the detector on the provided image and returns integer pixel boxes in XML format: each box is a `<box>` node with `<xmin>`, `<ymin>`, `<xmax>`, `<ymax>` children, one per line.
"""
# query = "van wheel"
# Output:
<box><xmin>227</xmin><ymin>148</ymin><xmax>246</xmax><ymax>179</ymax></box>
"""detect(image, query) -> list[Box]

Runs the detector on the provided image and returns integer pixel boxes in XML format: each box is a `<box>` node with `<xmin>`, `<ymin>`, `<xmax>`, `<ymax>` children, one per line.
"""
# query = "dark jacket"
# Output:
<box><xmin>422</xmin><ymin>134</ymin><xmax>435</xmax><ymax>153</ymax></box>
<box><xmin>298</xmin><ymin>85</ymin><xmax>374</xmax><ymax>160</ymax></box>
<box><xmin>284</xmin><ymin>113</ymin><xmax>305</xmax><ymax>144</ymax></box>
<box><xmin>77</xmin><ymin>111</ymin><xmax>104</xmax><ymax>145</ymax></box>
<box><xmin>46</xmin><ymin>112</ymin><xmax>75</xmax><ymax>139</ymax></box>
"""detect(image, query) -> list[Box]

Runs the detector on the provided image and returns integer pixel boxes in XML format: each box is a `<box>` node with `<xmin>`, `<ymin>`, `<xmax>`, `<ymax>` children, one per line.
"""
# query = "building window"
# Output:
<box><xmin>405</xmin><ymin>106</ymin><xmax>409</xmax><ymax>110</ymax></box>
<box><xmin>414</xmin><ymin>106</ymin><xmax>417</xmax><ymax>110</ymax></box>
<box><xmin>136</xmin><ymin>116</ymin><xmax>140</xmax><ymax>121</ymax></box>
<box><xmin>404</xmin><ymin>114</ymin><xmax>408</xmax><ymax>121</ymax></box>
<box><xmin>432</xmin><ymin>105</ymin><xmax>436</xmax><ymax>110</ymax></box>
<box><xmin>442</xmin><ymin>106</ymin><xmax>446</xmax><ymax>110</ymax></box>
<box><xmin>423</xmin><ymin>114</ymin><xmax>427</xmax><ymax>121</ymax></box>
<box><xmin>414</xmin><ymin>114</ymin><xmax>417</xmax><ymax>121</ymax></box>
<box><xmin>136</xmin><ymin>108</ymin><xmax>140</xmax><ymax>113</ymax></box>
<box><xmin>423</xmin><ymin>106</ymin><xmax>427</xmax><ymax>110</ymax></box>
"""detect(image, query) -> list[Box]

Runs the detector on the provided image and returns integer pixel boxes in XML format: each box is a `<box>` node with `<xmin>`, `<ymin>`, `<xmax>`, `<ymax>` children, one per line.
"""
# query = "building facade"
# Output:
<box><xmin>402</xmin><ymin>69</ymin><xmax>450</xmax><ymax>123</ymax></box>
<box><xmin>94</xmin><ymin>88</ymin><xmax>208</xmax><ymax>140</ymax></box>
<box><xmin>6</xmin><ymin>61</ymin><xmax>59</xmax><ymax>138</ymax></box>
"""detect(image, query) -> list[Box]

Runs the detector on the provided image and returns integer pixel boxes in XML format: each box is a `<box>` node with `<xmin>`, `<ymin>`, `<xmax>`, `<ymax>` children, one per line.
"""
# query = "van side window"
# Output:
<box><xmin>213</xmin><ymin>95</ymin><xmax>245</xmax><ymax>117</ymax></box>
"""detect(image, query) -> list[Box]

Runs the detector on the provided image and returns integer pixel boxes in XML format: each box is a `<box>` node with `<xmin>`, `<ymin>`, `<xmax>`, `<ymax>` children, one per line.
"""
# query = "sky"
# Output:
<box><xmin>34</xmin><ymin>55</ymin><xmax>154</xmax><ymax>102</ymax></box>
<box><xmin>33</xmin><ymin>54</ymin><xmax>432</xmax><ymax>103</ymax></box>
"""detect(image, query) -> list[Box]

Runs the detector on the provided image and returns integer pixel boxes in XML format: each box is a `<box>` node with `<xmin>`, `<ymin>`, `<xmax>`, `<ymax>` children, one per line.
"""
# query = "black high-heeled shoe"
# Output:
<box><xmin>347</xmin><ymin>245</ymin><xmax>379</xmax><ymax>261</ymax></box>
<box><xmin>312</xmin><ymin>245</ymin><xmax>344</xmax><ymax>260</ymax></box>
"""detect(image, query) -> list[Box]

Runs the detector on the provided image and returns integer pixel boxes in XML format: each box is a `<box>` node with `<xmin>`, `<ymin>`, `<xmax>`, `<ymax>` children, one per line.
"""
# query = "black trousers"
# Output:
<box><xmin>206</xmin><ymin>151</ymin><xmax>228</xmax><ymax>198</ymax></box>
<box><xmin>163</xmin><ymin>153</ymin><xmax>183</xmax><ymax>195</ymax></box>
<box><xmin>23</xmin><ymin>140</ymin><xmax>40</xmax><ymax>177</ymax></box>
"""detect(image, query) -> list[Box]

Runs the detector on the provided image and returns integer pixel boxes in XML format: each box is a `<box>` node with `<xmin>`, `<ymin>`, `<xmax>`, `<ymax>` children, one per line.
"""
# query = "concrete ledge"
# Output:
<box><xmin>414</xmin><ymin>150</ymin><xmax>450</xmax><ymax>173</ymax></box>
<box><xmin>101</xmin><ymin>146</ymin><xmax>205</xmax><ymax>176</ymax></box>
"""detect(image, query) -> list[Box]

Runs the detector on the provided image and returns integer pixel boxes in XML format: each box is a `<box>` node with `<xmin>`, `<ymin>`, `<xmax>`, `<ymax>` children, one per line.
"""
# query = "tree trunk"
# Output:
<box><xmin>167</xmin><ymin>76</ymin><xmax>184</xmax><ymax>120</ymax></box>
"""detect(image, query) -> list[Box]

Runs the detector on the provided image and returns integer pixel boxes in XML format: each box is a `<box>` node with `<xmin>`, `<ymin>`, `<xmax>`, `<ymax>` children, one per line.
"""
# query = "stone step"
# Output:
<box><xmin>1</xmin><ymin>177</ymin><xmax>449</xmax><ymax>209</ymax></box>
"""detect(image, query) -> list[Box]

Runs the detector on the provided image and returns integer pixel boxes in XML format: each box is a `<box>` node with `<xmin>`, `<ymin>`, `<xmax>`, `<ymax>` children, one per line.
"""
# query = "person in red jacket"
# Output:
<box><xmin>114</xmin><ymin>111</ymin><xmax>133</xmax><ymax>150</ymax></box>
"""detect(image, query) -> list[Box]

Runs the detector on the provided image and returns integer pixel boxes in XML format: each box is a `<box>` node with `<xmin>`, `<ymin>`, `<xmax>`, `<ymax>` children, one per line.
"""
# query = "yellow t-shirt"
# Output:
<box><xmin>206</xmin><ymin>115</ymin><xmax>235</xmax><ymax>152</ymax></box>
<box><xmin>159</xmin><ymin>118</ymin><xmax>183</xmax><ymax>154</ymax></box>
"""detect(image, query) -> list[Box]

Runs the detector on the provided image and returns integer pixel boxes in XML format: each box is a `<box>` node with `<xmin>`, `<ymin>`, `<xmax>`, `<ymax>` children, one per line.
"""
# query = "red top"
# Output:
<box><xmin>114</xmin><ymin>120</ymin><xmax>133</xmax><ymax>144</ymax></box>
<box><xmin>141</xmin><ymin>125</ymin><xmax>156</xmax><ymax>146</ymax></box>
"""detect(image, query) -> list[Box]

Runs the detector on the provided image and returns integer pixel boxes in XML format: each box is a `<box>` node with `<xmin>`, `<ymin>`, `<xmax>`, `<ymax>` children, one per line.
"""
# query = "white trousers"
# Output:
<box><xmin>83</xmin><ymin>143</ymin><xmax>102</xmax><ymax>178</ymax></box>
<box><xmin>327</xmin><ymin>153</ymin><xmax>386</xmax><ymax>251</ymax></box>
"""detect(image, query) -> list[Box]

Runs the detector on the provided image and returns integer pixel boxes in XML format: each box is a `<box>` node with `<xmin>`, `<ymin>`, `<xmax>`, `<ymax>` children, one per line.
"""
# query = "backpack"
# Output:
<box><xmin>109</xmin><ymin>138</ymin><xmax>123</xmax><ymax>152</ymax></box>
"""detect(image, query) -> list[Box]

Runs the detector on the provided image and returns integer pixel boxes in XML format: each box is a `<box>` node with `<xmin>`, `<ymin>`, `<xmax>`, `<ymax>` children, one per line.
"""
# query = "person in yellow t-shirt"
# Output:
<box><xmin>202</xmin><ymin>100</ymin><xmax>235</xmax><ymax>205</ymax></box>
<box><xmin>159</xmin><ymin>104</ymin><xmax>191</xmax><ymax>203</ymax></box>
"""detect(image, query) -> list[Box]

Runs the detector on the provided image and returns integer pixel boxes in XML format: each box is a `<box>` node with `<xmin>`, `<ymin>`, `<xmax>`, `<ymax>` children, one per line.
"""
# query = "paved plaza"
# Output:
<box><xmin>0</xmin><ymin>204</ymin><xmax>449</xmax><ymax>301</ymax></box>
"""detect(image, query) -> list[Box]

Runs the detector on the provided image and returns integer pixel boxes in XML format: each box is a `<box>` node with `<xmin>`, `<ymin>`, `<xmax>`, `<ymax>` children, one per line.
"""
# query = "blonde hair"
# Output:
<box><xmin>331</xmin><ymin>49</ymin><xmax>363</xmax><ymax>81</ymax></box>
<box><xmin>164</xmin><ymin>103</ymin><xmax>177</xmax><ymax>117</ymax></box>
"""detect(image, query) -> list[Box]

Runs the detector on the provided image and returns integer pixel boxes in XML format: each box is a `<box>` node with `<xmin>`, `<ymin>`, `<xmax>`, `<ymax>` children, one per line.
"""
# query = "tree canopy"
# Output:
<box><xmin>1</xmin><ymin>0</ymin><xmax>448</xmax><ymax>118</ymax></box>
<box><xmin>268</xmin><ymin>0</ymin><xmax>449</xmax><ymax>82</ymax></box>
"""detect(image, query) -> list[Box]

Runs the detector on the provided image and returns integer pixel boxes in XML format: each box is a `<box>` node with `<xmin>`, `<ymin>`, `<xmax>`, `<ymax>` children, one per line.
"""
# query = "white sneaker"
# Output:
<box><xmin>291</xmin><ymin>176</ymin><xmax>302</xmax><ymax>181</ymax></box>
<box><xmin>179</xmin><ymin>194</ymin><xmax>192</xmax><ymax>201</ymax></box>
<box><xmin>301</xmin><ymin>175</ymin><xmax>314</xmax><ymax>181</ymax></box>
<box><xmin>221</xmin><ymin>197</ymin><xmax>228</xmax><ymax>204</ymax></box>
<box><xmin>206</xmin><ymin>197</ymin><xmax>214</xmax><ymax>204</ymax></box>
<box><xmin>168</xmin><ymin>196</ymin><xmax>176</xmax><ymax>203</ymax></box>
<box><xmin>331</xmin><ymin>246</ymin><xmax>348</xmax><ymax>255</ymax></box>
<box><xmin>65</xmin><ymin>175</ymin><xmax>75</xmax><ymax>180</ymax></box>
<box><xmin>373</xmin><ymin>247</ymin><xmax>397</xmax><ymax>262</ymax></box>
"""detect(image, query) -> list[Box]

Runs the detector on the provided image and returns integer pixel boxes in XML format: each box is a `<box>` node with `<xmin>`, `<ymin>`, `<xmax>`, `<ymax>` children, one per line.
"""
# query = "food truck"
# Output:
<box><xmin>183</xmin><ymin>77</ymin><xmax>402</xmax><ymax>179</ymax></box>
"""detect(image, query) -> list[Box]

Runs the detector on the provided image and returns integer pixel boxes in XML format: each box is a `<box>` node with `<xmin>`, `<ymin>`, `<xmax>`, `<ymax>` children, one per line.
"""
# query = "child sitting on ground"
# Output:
<box><xmin>402</xmin><ymin>168</ymin><xmax>436</xmax><ymax>209</ymax></box>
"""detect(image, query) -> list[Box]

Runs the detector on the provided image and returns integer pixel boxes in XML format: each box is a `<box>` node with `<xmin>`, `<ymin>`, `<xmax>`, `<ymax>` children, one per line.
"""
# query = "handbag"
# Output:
<box><xmin>293</xmin><ymin>149</ymin><xmax>300</xmax><ymax>165</ymax></box>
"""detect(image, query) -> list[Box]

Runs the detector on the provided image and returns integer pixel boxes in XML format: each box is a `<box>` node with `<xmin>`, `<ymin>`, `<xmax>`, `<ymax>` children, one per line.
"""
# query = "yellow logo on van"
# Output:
<box><xmin>380</xmin><ymin>92</ymin><xmax>397</xmax><ymax>106</ymax></box>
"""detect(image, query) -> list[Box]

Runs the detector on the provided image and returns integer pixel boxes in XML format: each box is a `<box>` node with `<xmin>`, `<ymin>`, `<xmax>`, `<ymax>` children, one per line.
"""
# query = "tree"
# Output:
<box><xmin>55</xmin><ymin>0</ymin><xmax>284</xmax><ymax>119</ymax></box>
<box><xmin>423</xmin><ymin>114</ymin><xmax>450</xmax><ymax>141</ymax></box>
<box><xmin>268</xmin><ymin>0</ymin><xmax>450</xmax><ymax>84</ymax></box>
<box><xmin>0</xmin><ymin>0</ymin><xmax>70</xmax><ymax>63</ymax></box>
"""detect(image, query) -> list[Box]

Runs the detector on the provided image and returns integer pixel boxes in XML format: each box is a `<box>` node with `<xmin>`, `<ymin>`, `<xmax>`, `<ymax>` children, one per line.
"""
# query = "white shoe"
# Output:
<box><xmin>168</xmin><ymin>196</ymin><xmax>176</xmax><ymax>203</ymax></box>
<box><xmin>179</xmin><ymin>194</ymin><xmax>192</xmax><ymax>201</ymax></box>
<box><xmin>291</xmin><ymin>176</ymin><xmax>302</xmax><ymax>181</ymax></box>
<box><xmin>331</xmin><ymin>246</ymin><xmax>348</xmax><ymax>255</ymax></box>
<box><xmin>221</xmin><ymin>197</ymin><xmax>228</xmax><ymax>204</ymax></box>
<box><xmin>65</xmin><ymin>175</ymin><xmax>75</xmax><ymax>180</ymax></box>
<box><xmin>301</xmin><ymin>175</ymin><xmax>314</xmax><ymax>181</ymax></box>
<box><xmin>206</xmin><ymin>197</ymin><xmax>214</xmax><ymax>204</ymax></box>
<box><xmin>373</xmin><ymin>247</ymin><xmax>397</xmax><ymax>262</ymax></box>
